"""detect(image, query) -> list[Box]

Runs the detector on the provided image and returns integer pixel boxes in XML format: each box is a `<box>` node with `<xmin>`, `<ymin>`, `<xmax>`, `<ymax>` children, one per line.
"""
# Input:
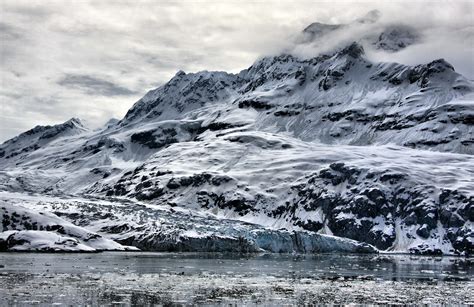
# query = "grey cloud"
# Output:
<box><xmin>4</xmin><ymin>4</ymin><xmax>53</xmax><ymax>20</ymax></box>
<box><xmin>0</xmin><ymin>22</ymin><xmax>22</xmax><ymax>40</ymax></box>
<box><xmin>57</xmin><ymin>74</ymin><xmax>137</xmax><ymax>96</ymax></box>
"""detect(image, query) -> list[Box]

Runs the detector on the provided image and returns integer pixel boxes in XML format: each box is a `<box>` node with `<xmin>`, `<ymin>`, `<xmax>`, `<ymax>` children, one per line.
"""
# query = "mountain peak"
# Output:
<box><xmin>355</xmin><ymin>9</ymin><xmax>381</xmax><ymax>24</ymax></box>
<box><xmin>65</xmin><ymin>117</ymin><xmax>84</xmax><ymax>126</ymax></box>
<box><xmin>373</xmin><ymin>24</ymin><xmax>419</xmax><ymax>52</ymax></box>
<box><xmin>303</xmin><ymin>22</ymin><xmax>342</xmax><ymax>36</ymax></box>
<box><xmin>301</xmin><ymin>22</ymin><xmax>342</xmax><ymax>43</ymax></box>
<box><xmin>175</xmin><ymin>70</ymin><xmax>186</xmax><ymax>77</ymax></box>
<box><xmin>427</xmin><ymin>58</ymin><xmax>455</xmax><ymax>71</ymax></box>
<box><xmin>337</xmin><ymin>42</ymin><xmax>365</xmax><ymax>58</ymax></box>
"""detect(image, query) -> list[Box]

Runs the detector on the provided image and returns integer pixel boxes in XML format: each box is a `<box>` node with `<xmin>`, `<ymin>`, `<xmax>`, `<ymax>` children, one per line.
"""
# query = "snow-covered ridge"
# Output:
<box><xmin>118</xmin><ymin>43</ymin><xmax>473</xmax><ymax>154</ymax></box>
<box><xmin>0</xmin><ymin>117</ymin><xmax>88</xmax><ymax>161</ymax></box>
<box><xmin>0</xmin><ymin>19</ymin><xmax>473</xmax><ymax>255</ymax></box>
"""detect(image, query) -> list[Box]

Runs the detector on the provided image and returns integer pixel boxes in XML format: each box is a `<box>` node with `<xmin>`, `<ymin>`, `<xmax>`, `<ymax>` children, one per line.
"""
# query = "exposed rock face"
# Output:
<box><xmin>292</xmin><ymin>163</ymin><xmax>473</xmax><ymax>255</ymax></box>
<box><xmin>0</xmin><ymin>17</ymin><xmax>473</xmax><ymax>255</ymax></box>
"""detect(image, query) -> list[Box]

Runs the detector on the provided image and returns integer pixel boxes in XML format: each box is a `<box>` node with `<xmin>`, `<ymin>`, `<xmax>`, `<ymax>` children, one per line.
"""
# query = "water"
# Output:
<box><xmin>0</xmin><ymin>252</ymin><xmax>472</xmax><ymax>305</ymax></box>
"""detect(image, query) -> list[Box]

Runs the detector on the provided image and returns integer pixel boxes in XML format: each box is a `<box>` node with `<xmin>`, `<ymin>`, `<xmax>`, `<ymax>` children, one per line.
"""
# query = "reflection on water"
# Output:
<box><xmin>0</xmin><ymin>252</ymin><xmax>472</xmax><ymax>305</ymax></box>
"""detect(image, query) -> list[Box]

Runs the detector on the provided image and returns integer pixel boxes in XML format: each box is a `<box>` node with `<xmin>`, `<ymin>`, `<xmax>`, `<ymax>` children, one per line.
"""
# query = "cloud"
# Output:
<box><xmin>366</xmin><ymin>24</ymin><xmax>474</xmax><ymax>79</ymax></box>
<box><xmin>286</xmin><ymin>2</ymin><xmax>474</xmax><ymax>79</ymax></box>
<box><xmin>58</xmin><ymin>74</ymin><xmax>137</xmax><ymax>96</ymax></box>
<box><xmin>0</xmin><ymin>0</ymin><xmax>472</xmax><ymax>142</ymax></box>
<box><xmin>0</xmin><ymin>22</ymin><xmax>22</xmax><ymax>40</ymax></box>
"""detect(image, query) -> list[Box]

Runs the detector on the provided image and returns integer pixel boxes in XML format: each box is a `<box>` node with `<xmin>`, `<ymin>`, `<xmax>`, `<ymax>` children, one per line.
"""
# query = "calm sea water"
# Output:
<box><xmin>0</xmin><ymin>252</ymin><xmax>472</xmax><ymax>305</ymax></box>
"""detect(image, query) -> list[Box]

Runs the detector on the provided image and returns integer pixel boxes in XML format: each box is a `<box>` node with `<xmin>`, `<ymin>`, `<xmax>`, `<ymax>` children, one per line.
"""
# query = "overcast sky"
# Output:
<box><xmin>1</xmin><ymin>0</ymin><xmax>473</xmax><ymax>142</ymax></box>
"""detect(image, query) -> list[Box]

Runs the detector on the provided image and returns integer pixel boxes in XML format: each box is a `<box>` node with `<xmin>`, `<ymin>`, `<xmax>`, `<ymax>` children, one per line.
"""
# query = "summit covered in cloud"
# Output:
<box><xmin>298</xmin><ymin>10</ymin><xmax>420</xmax><ymax>52</ymax></box>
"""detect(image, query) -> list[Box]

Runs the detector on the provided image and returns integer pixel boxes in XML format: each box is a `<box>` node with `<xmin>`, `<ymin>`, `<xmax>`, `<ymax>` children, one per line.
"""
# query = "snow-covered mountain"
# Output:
<box><xmin>0</xmin><ymin>118</ymin><xmax>88</xmax><ymax>161</ymax></box>
<box><xmin>1</xmin><ymin>16</ymin><xmax>473</xmax><ymax>255</ymax></box>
